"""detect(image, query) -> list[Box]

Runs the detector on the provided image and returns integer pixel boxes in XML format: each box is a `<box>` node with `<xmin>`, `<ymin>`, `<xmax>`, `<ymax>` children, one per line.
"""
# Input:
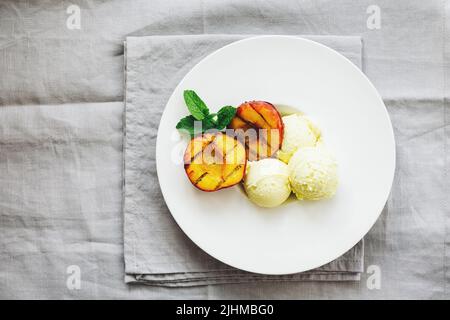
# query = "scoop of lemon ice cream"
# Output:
<box><xmin>244</xmin><ymin>158</ymin><xmax>291</xmax><ymax>208</ymax></box>
<box><xmin>277</xmin><ymin>114</ymin><xmax>321</xmax><ymax>163</ymax></box>
<box><xmin>288</xmin><ymin>147</ymin><xmax>338</xmax><ymax>200</ymax></box>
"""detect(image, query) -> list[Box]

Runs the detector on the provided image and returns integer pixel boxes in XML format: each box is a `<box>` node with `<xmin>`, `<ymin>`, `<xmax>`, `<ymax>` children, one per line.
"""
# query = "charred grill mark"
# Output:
<box><xmin>260</xmin><ymin>128</ymin><xmax>280</xmax><ymax>150</ymax></box>
<box><xmin>215</xmin><ymin>164</ymin><xmax>243</xmax><ymax>189</ymax></box>
<box><xmin>245</xmin><ymin>139</ymin><xmax>259</xmax><ymax>161</ymax></box>
<box><xmin>190</xmin><ymin>135</ymin><xmax>216</xmax><ymax>163</ymax></box>
<box><xmin>235</xmin><ymin>114</ymin><xmax>258</xmax><ymax>130</ymax></box>
<box><xmin>207</xmin><ymin>136</ymin><xmax>232</xmax><ymax>164</ymax></box>
<box><xmin>237</xmin><ymin>104</ymin><xmax>279</xmax><ymax>157</ymax></box>
<box><xmin>249</xmin><ymin>103</ymin><xmax>271</xmax><ymax>128</ymax></box>
<box><xmin>223</xmin><ymin>140</ymin><xmax>239</xmax><ymax>163</ymax></box>
<box><xmin>249</xmin><ymin>104</ymin><xmax>280</xmax><ymax>151</ymax></box>
<box><xmin>225</xmin><ymin>164</ymin><xmax>243</xmax><ymax>180</ymax></box>
<box><xmin>194</xmin><ymin>172</ymin><xmax>208</xmax><ymax>185</ymax></box>
<box><xmin>219</xmin><ymin>140</ymin><xmax>240</xmax><ymax>187</ymax></box>
<box><xmin>258</xmin><ymin>131</ymin><xmax>269</xmax><ymax>147</ymax></box>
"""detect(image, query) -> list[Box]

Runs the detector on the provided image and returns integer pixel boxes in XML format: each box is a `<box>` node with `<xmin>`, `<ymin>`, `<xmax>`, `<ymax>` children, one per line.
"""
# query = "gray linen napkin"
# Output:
<box><xmin>124</xmin><ymin>34</ymin><xmax>364</xmax><ymax>286</ymax></box>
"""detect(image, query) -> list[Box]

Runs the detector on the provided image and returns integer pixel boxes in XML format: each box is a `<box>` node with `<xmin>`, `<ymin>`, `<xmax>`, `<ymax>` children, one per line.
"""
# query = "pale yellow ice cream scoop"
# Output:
<box><xmin>288</xmin><ymin>147</ymin><xmax>338</xmax><ymax>200</ymax></box>
<box><xmin>277</xmin><ymin>114</ymin><xmax>321</xmax><ymax>163</ymax></box>
<box><xmin>244</xmin><ymin>158</ymin><xmax>291</xmax><ymax>208</ymax></box>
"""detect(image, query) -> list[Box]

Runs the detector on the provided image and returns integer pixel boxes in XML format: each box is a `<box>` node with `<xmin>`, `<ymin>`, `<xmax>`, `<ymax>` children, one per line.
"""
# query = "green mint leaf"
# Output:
<box><xmin>176</xmin><ymin>114</ymin><xmax>218</xmax><ymax>137</ymax></box>
<box><xmin>216</xmin><ymin>106</ymin><xmax>237</xmax><ymax>129</ymax></box>
<box><xmin>175</xmin><ymin>115</ymin><xmax>198</xmax><ymax>136</ymax></box>
<box><xmin>183</xmin><ymin>90</ymin><xmax>209</xmax><ymax>120</ymax></box>
<box><xmin>202</xmin><ymin>114</ymin><xmax>218</xmax><ymax>131</ymax></box>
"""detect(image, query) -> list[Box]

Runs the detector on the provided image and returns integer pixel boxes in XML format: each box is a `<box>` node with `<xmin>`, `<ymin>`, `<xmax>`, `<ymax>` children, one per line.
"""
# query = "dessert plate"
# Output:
<box><xmin>156</xmin><ymin>36</ymin><xmax>395</xmax><ymax>274</ymax></box>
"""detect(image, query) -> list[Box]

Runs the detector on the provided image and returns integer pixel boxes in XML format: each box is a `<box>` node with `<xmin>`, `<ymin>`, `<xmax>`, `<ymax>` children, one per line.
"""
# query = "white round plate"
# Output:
<box><xmin>156</xmin><ymin>36</ymin><xmax>395</xmax><ymax>275</ymax></box>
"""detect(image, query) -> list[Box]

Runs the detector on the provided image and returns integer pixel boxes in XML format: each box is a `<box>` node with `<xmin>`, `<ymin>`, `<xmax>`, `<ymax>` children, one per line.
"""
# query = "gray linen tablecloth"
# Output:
<box><xmin>123</xmin><ymin>34</ymin><xmax>364</xmax><ymax>286</ymax></box>
<box><xmin>0</xmin><ymin>0</ymin><xmax>447</xmax><ymax>298</ymax></box>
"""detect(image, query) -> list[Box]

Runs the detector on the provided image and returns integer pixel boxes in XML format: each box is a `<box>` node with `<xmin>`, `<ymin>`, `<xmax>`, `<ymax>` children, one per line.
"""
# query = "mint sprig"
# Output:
<box><xmin>216</xmin><ymin>106</ymin><xmax>237</xmax><ymax>130</ymax></box>
<box><xmin>183</xmin><ymin>90</ymin><xmax>209</xmax><ymax>120</ymax></box>
<box><xmin>176</xmin><ymin>90</ymin><xmax>236</xmax><ymax>137</ymax></box>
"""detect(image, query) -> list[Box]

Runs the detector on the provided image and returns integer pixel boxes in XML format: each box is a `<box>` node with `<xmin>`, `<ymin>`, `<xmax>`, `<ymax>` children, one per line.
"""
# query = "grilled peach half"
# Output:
<box><xmin>228</xmin><ymin>101</ymin><xmax>284</xmax><ymax>161</ymax></box>
<box><xmin>183</xmin><ymin>132</ymin><xmax>247</xmax><ymax>192</ymax></box>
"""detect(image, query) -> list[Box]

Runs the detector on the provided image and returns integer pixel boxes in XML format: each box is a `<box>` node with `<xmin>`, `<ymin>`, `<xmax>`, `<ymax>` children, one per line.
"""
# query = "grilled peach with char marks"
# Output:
<box><xmin>228</xmin><ymin>101</ymin><xmax>284</xmax><ymax>161</ymax></box>
<box><xmin>184</xmin><ymin>132</ymin><xmax>247</xmax><ymax>192</ymax></box>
